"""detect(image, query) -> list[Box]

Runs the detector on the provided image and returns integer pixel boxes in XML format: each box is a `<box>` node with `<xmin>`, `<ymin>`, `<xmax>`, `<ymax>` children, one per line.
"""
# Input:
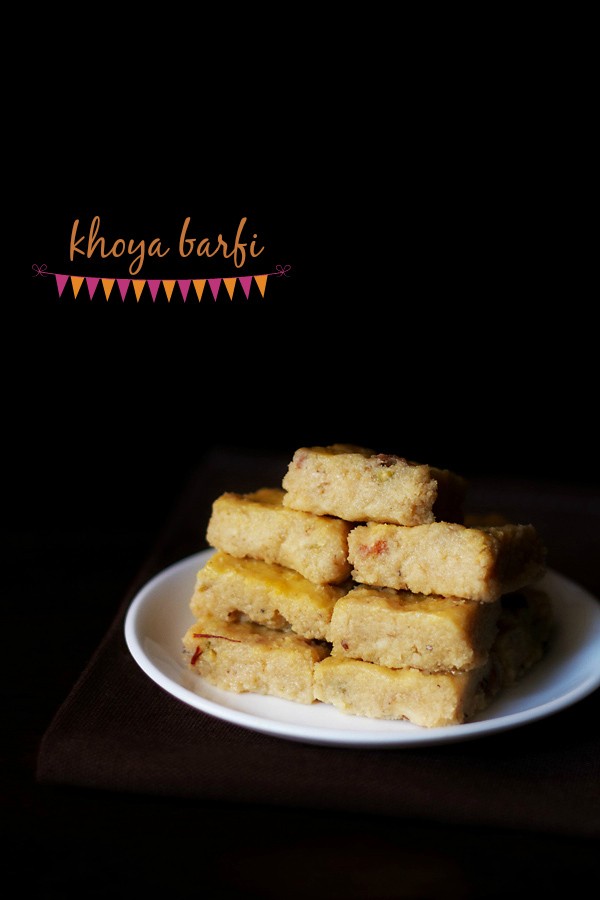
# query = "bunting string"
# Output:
<box><xmin>32</xmin><ymin>263</ymin><xmax>291</xmax><ymax>302</ymax></box>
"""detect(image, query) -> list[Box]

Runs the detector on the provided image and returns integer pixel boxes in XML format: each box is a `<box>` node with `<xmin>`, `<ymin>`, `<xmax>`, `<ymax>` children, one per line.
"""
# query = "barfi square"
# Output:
<box><xmin>206</xmin><ymin>487</ymin><xmax>352</xmax><ymax>584</ymax></box>
<box><xmin>347</xmin><ymin>521</ymin><xmax>546</xmax><ymax>601</ymax></box>
<box><xmin>182</xmin><ymin>613</ymin><xmax>330</xmax><ymax>704</ymax></box>
<box><xmin>282</xmin><ymin>444</ymin><xmax>467</xmax><ymax>525</ymax></box>
<box><xmin>328</xmin><ymin>585</ymin><xmax>501</xmax><ymax>671</ymax></box>
<box><xmin>190</xmin><ymin>550</ymin><xmax>348</xmax><ymax>640</ymax></box>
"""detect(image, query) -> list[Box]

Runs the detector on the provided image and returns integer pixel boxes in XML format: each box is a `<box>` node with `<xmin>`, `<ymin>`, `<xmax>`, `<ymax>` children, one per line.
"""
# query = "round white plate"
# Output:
<box><xmin>124</xmin><ymin>549</ymin><xmax>600</xmax><ymax>748</ymax></box>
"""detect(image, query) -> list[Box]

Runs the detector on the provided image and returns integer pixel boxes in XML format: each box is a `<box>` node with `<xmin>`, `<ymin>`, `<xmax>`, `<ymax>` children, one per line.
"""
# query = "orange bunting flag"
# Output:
<box><xmin>192</xmin><ymin>279</ymin><xmax>206</xmax><ymax>301</ymax></box>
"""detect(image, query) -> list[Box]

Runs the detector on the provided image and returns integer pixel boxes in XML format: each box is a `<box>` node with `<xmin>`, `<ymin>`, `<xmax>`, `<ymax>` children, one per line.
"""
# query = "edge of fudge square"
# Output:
<box><xmin>313</xmin><ymin>656</ymin><xmax>491</xmax><ymax>727</ymax></box>
<box><xmin>281</xmin><ymin>444</ymin><xmax>467</xmax><ymax>525</ymax></box>
<box><xmin>190</xmin><ymin>550</ymin><xmax>348</xmax><ymax>640</ymax></box>
<box><xmin>205</xmin><ymin>487</ymin><xmax>353</xmax><ymax>585</ymax></box>
<box><xmin>347</xmin><ymin>521</ymin><xmax>547</xmax><ymax>601</ymax></box>
<box><xmin>182</xmin><ymin>613</ymin><xmax>330</xmax><ymax>704</ymax></box>
<box><xmin>327</xmin><ymin>585</ymin><xmax>502</xmax><ymax>671</ymax></box>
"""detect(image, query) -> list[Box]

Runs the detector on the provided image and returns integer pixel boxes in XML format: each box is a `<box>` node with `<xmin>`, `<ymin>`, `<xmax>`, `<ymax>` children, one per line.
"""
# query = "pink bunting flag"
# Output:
<box><xmin>86</xmin><ymin>277</ymin><xmax>100</xmax><ymax>300</ymax></box>
<box><xmin>55</xmin><ymin>273</ymin><xmax>69</xmax><ymax>296</ymax></box>
<box><xmin>178</xmin><ymin>279</ymin><xmax>191</xmax><ymax>302</ymax></box>
<box><xmin>239</xmin><ymin>276</ymin><xmax>252</xmax><ymax>298</ymax></box>
<box><xmin>208</xmin><ymin>278</ymin><xmax>221</xmax><ymax>300</ymax></box>
<box><xmin>117</xmin><ymin>279</ymin><xmax>130</xmax><ymax>301</ymax></box>
<box><xmin>147</xmin><ymin>280</ymin><xmax>161</xmax><ymax>302</ymax></box>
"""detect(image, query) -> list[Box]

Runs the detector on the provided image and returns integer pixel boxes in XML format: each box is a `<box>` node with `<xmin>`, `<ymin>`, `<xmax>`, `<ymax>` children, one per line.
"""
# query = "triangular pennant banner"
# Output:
<box><xmin>163</xmin><ymin>280</ymin><xmax>176</xmax><ymax>303</ymax></box>
<box><xmin>239</xmin><ymin>275</ymin><xmax>252</xmax><ymax>298</ymax></box>
<box><xmin>132</xmin><ymin>280</ymin><xmax>145</xmax><ymax>302</ymax></box>
<box><xmin>86</xmin><ymin>277</ymin><xmax>100</xmax><ymax>300</ymax></box>
<box><xmin>254</xmin><ymin>274</ymin><xmax>268</xmax><ymax>297</ymax></box>
<box><xmin>37</xmin><ymin>266</ymin><xmax>290</xmax><ymax>302</ymax></box>
<box><xmin>223</xmin><ymin>277</ymin><xmax>237</xmax><ymax>300</ymax></box>
<box><xmin>117</xmin><ymin>279</ymin><xmax>130</xmax><ymax>301</ymax></box>
<box><xmin>178</xmin><ymin>279</ymin><xmax>191</xmax><ymax>302</ymax></box>
<box><xmin>192</xmin><ymin>279</ymin><xmax>206</xmax><ymax>301</ymax></box>
<box><xmin>55</xmin><ymin>273</ymin><xmax>69</xmax><ymax>296</ymax></box>
<box><xmin>147</xmin><ymin>280</ymin><xmax>161</xmax><ymax>302</ymax></box>
<box><xmin>71</xmin><ymin>276</ymin><xmax>85</xmax><ymax>298</ymax></box>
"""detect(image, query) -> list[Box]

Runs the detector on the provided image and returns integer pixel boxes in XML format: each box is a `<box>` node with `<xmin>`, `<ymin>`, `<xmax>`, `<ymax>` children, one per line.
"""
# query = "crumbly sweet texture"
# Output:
<box><xmin>327</xmin><ymin>585</ymin><xmax>501</xmax><ymax>672</ymax></box>
<box><xmin>492</xmin><ymin>587</ymin><xmax>554</xmax><ymax>684</ymax></box>
<box><xmin>313</xmin><ymin>656</ymin><xmax>491</xmax><ymax>727</ymax></box>
<box><xmin>281</xmin><ymin>444</ymin><xmax>467</xmax><ymax>525</ymax></box>
<box><xmin>190</xmin><ymin>550</ymin><xmax>348</xmax><ymax>640</ymax></box>
<box><xmin>314</xmin><ymin>586</ymin><xmax>552</xmax><ymax>726</ymax></box>
<box><xmin>205</xmin><ymin>487</ymin><xmax>353</xmax><ymax>585</ymax></box>
<box><xmin>182</xmin><ymin>613</ymin><xmax>330</xmax><ymax>704</ymax></box>
<box><xmin>347</xmin><ymin>521</ymin><xmax>547</xmax><ymax>601</ymax></box>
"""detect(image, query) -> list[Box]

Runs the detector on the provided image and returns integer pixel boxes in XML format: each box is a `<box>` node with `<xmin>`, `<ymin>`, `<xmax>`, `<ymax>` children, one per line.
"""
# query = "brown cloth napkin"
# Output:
<box><xmin>36</xmin><ymin>447</ymin><xmax>600</xmax><ymax>839</ymax></box>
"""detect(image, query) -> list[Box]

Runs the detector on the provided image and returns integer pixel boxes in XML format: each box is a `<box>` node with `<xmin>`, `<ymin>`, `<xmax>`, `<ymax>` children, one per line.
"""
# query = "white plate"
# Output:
<box><xmin>124</xmin><ymin>549</ymin><xmax>600</xmax><ymax>748</ymax></box>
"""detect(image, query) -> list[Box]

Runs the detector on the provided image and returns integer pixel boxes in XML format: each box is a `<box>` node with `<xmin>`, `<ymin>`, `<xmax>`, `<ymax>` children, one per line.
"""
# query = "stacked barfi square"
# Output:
<box><xmin>182</xmin><ymin>486</ymin><xmax>351</xmax><ymax>704</ymax></box>
<box><xmin>182</xmin><ymin>444</ymin><xmax>552</xmax><ymax>727</ymax></box>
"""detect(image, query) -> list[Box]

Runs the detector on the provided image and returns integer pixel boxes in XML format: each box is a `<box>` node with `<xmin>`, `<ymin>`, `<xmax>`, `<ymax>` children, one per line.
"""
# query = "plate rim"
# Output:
<box><xmin>124</xmin><ymin>549</ymin><xmax>600</xmax><ymax>748</ymax></box>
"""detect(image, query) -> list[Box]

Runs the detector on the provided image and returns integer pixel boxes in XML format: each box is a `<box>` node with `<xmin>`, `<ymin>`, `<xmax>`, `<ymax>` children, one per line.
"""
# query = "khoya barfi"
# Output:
<box><xmin>314</xmin><ymin>587</ymin><xmax>553</xmax><ymax>727</ymax></box>
<box><xmin>206</xmin><ymin>487</ymin><xmax>352</xmax><ymax>585</ymax></box>
<box><xmin>281</xmin><ymin>444</ymin><xmax>467</xmax><ymax>525</ymax></box>
<box><xmin>492</xmin><ymin>587</ymin><xmax>553</xmax><ymax>683</ymax></box>
<box><xmin>327</xmin><ymin>585</ymin><xmax>501</xmax><ymax>672</ymax></box>
<box><xmin>313</xmin><ymin>656</ymin><xmax>491</xmax><ymax>727</ymax></box>
<box><xmin>182</xmin><ymin>612</ymin><xmax>330</xmax><ymax>704</ymax></box>
<box><xmin>190</xmin><ymin>549</ymin><xmax>348</xmax><ymax>640</ymax></box>
<box><xmin>347</xmin><ymin>521</ymin><xmax>547</xmax><ymax>602</ymax></box>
